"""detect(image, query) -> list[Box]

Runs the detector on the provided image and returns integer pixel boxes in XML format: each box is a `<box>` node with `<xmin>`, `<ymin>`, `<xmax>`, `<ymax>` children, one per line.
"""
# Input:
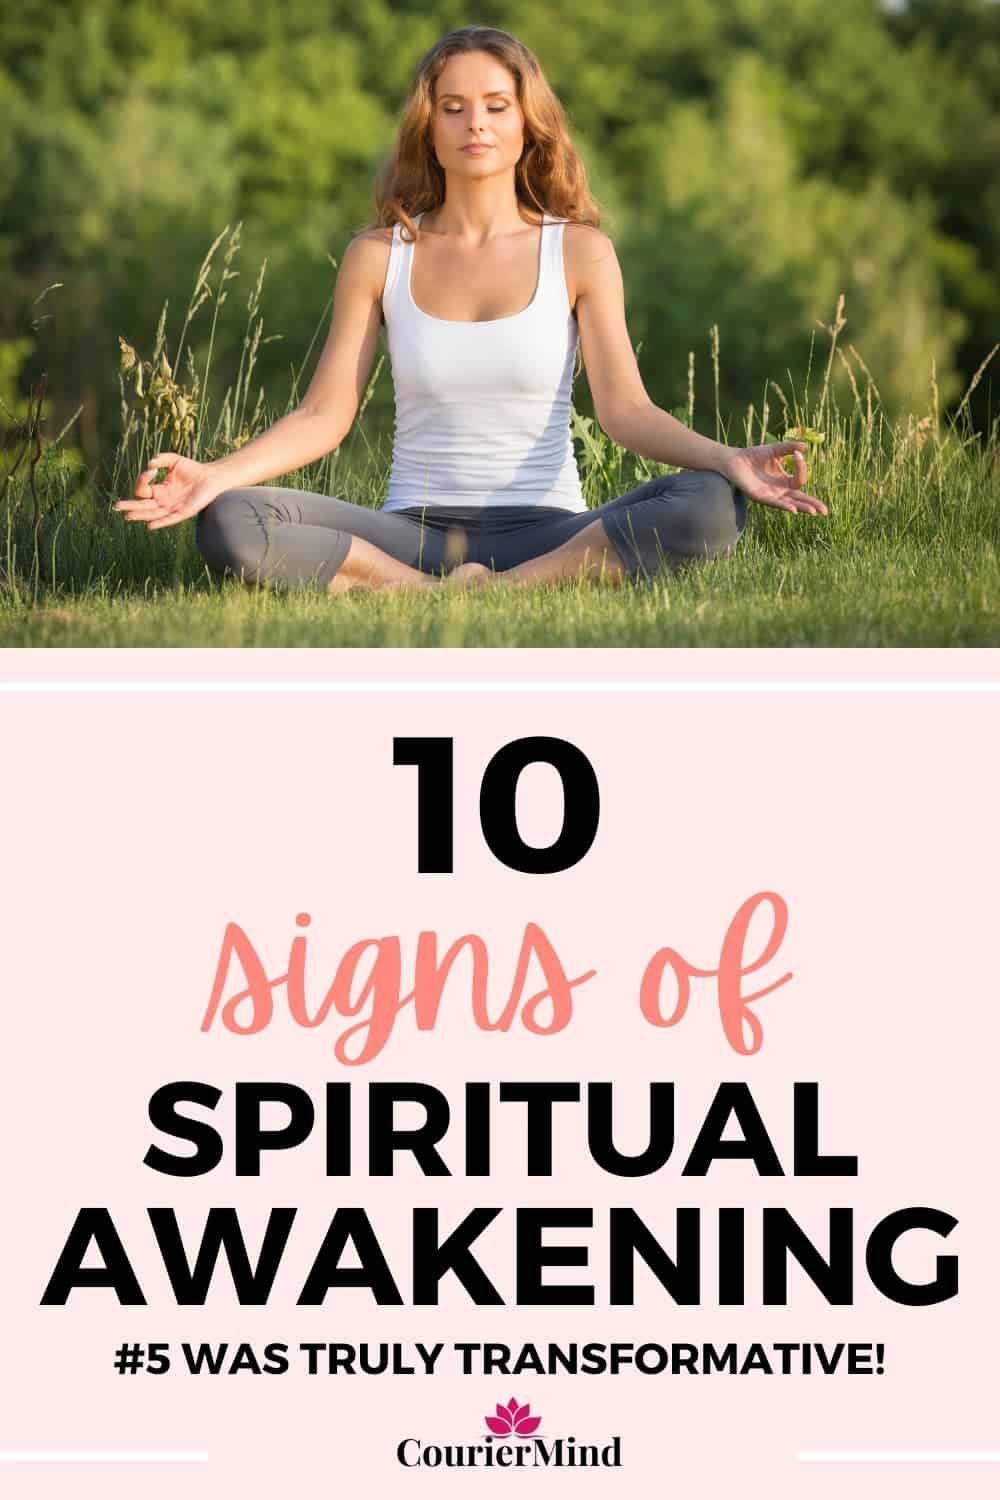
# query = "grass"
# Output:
<box><xmin>2</xmin><ymin>225</ymin><xmax>998</xmax><ymax>647</ymax></box>
<box><xmin>4</xmin><ymin>544</ymin><xmax>997</xmax><ymax>647</ymax></box>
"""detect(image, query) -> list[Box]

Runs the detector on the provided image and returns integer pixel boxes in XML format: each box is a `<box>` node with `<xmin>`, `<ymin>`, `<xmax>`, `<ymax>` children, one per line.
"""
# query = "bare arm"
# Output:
<box><xmin>571</xmin><ymin>228</ymin><xmax>825</xmax><ymax>512</ymax></box>
<box><xmin>571</xmin><ymin>227</ymin><xmax>733</xmax><ymax>472</ymax></box>
<box><xmin>204</xmin><ymin>230</ymin><xmax>390</xmax><ymax>490</ymax></box>
<box><xmin>114</xmin><ymin>232</ymin><xmax>392</xmax><ymax>530</ymax></box>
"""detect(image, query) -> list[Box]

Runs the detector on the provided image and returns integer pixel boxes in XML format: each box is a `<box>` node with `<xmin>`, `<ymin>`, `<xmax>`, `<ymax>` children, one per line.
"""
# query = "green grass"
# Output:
<box><xmin>4</xmin><ymin>410</ymin><xmax>997</xmax><ymax>646</ymax></box>
<box><xmin>3</xmin><ymin>228</ymin><xmax>998</xmax><ymax>647</ymax></box>
<box><xmin>2</xmin><ymin>541</ymin><xmax>997</xmax><ymax>647</ymax></box>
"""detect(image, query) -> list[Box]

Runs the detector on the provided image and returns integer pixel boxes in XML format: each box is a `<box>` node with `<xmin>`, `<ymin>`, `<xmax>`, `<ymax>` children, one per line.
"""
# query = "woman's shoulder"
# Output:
<box><xmin>561</xmin><ymin>223</ymin><xmax>617</xmax><ymax>301</ymax></box>
<box><xmin>349</xmin><ymin>224</ymin><xmax>395</xmax><ymax>259</ymax></box>
<box><xmin>339</xmin><ymin>228</ymin><xmax>396</xmax><ymax>322</ymax></box>
<box><xmin>352</xmin><ymin>225</ymin><xmax>395</xmax><ymax>245</ymax></box>
<box><xmin>346</xmin><ymin>225</ymin><xmax>395</xmax><ymax>267</ymax></box>
<box><xmin>561</xmin><ymin>221</ymin><xmax>614</xmax><ymax>252</ymax></box>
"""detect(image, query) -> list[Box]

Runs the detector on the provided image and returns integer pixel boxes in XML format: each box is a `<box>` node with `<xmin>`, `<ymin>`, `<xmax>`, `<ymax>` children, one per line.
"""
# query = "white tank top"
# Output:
<box><xmin>380</xmin><ymin>210</ymin><xmax>586</xmax><ymax>512</ymax></box>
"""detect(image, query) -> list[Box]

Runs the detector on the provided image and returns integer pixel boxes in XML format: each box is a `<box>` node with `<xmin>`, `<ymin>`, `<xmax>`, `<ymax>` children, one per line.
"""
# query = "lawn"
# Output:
<box><xmin>3</xmin><ymin>281</ymin><xmax>997</xmax><ymax>648</ymax></box>
<box><xmin>3</xmin><ymin>540</ymin><xmax>997</xmax><ymax>648</ymax></box>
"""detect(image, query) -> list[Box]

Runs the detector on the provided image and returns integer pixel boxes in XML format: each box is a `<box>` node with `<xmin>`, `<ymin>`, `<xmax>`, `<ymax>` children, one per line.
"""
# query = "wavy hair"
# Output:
<box><xmin>362</xmin><ymin>26</ymin><xmax>604</xmax><ymax>244</ymax></box>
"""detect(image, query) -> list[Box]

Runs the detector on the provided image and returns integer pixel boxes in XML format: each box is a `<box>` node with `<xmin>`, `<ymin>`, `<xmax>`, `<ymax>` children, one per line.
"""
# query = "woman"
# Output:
<box><xmin>114</xmin><ymin>26</ymin><xmax>826</xmax><ymax>592</ymax></box>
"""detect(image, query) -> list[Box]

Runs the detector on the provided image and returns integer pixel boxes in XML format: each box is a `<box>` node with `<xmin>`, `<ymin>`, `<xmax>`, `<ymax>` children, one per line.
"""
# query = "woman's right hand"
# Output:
<box><xmin>113</xmin><ymin>452</ymin><xmax>224</xmax><ymax>530</ymax></box>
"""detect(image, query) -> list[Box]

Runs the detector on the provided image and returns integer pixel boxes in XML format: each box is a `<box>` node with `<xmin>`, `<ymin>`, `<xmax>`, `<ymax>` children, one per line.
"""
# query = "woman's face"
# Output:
<box><xmin>429</xmin><ymin>50</ymin><xmax>526</xmax><ymax>184</ymax></box>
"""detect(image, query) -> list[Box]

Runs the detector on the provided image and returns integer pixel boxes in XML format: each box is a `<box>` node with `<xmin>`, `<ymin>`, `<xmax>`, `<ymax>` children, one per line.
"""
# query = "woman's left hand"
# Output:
<box><xmin>722</xmin><ymin>442</ymin><xmax>828</xmax><ymax>516</ymax></box>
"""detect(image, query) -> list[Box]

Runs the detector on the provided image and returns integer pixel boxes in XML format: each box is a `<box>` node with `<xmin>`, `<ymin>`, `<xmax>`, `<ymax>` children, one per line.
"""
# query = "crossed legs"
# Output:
<box><xmin>447</xmin><ymin>517</ymin><xmax>624</xmax><ymax>588</ymax></box>
<box><xmin>325</xmin><ymin>535</ymin><xmax>441</xmax><ymax>594</ymax></box>
<box><xmin>195</xmin><ymin>470</ymin><xmax>747</xmax><ymax>594</ymax></box>
<box><xmin>443</xmin><ymin>469</ymin><xmax>747</xmax><ymax>590</ymax></box>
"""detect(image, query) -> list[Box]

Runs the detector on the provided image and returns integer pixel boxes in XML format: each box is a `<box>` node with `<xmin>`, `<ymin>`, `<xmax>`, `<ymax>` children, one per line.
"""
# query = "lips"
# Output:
<box><xmin>462</xmin><ymin>145</ymin><xmax>492</xmax><ymax>153</ymax></box>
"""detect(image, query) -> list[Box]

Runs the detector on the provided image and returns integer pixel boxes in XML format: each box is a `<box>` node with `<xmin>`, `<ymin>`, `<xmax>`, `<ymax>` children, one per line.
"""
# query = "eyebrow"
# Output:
<box><xmin>438</xmin><ymin>91</ymin><xmax>512</xmax><ymax>100</ymax></box>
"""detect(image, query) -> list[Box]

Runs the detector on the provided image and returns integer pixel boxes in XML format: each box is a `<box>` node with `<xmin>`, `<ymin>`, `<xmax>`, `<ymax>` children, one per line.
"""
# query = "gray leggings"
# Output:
<box><xmin>195</xmin><ymin>469</ymin><xmax>748</xmax><ymax>591</ymax></box>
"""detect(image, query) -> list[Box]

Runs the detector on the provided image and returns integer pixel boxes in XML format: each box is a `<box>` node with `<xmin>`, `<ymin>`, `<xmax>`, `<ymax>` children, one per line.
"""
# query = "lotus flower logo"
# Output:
<box><xmin>485</xmin><ymin>1397</ymin><xmax>541</xmax><ymax>1438</ymax></box>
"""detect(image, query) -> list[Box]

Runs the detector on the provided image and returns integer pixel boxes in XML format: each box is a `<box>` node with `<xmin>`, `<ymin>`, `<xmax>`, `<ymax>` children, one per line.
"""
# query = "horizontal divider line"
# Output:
<box><xmin>0</xmin><ymin>1452</ymin><xmax>208</xmax><ymax>1464</ymax></box>
<box><xmin>0</xmin><ymin>681</ymin><xmax>998</xmax><ymax>694</ymax></box>
<box><xmin>798</xmin><ymin>1452</ymin><xmax>1000</xmax><ymax>1463</ymax></box>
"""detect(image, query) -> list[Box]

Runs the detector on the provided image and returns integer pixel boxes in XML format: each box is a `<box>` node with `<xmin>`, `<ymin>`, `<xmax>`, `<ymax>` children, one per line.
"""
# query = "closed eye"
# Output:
<box><xmin>443</xmin><ymin>105</ymin><xmax>508</xmax><ymax>113</ymax></box>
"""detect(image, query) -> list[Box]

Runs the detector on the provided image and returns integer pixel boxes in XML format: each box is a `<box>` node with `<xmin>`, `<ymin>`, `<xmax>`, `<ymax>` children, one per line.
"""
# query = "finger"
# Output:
<box><xmin>146</xmin><ymin>509</ymin><xmax>191</xmax><ymax>531</ymax></box>
<box><xmin>123</xmin><ymin>489</ymin><xmax>185</xmax><ymax>515</ymax></box>
<box><xmin>114</xmin><ymin>498</ymin><xmax>166</xmax><ymax>514</ymax></box>
<box><xmin>785</xmin><ymin>498</ymin><xmax>833</xmax><ymax>516</ymax></box>
<box><xmin>788</xmin><ymin>491</ymin><xmax>828</xmax><ymax>516</ymax></box>
<box><xmin>786</xmin><ymin>450</ymin><xmax>808</xmax><ymax>487</ymax></box>
<box><xmin>122</xmin><ymin>507</ymin><xmax>169</xmax><ymax>523</ymax></box>
<box><xmin>118</xmin><ymin>504</ymin><xmax>176</xmax><ymax>523</ymax></box>
<box><xmin>141</xmin><ymin>452</ymin><xmax>178</xmax><ymax>473</ymax></box>
<box><xmin>133</xmin><ymin>477</ymin><xmax>171</xmax><ymax>499</ymax></box>
<box><xmin>134</xmin><ymin>454</ymin><xmax>178</xmax><ymax>498</ymax></box>
<box><xmin>772</xmin><ymin>442</ymin><xmax>808</xmax><ymax>487</ymax></box>
<box><xmin>763</xmin><ymin>493</ymin><xmax>808</xmax><ymax>515</ymax></box>
<box><xmin>117</xmin><ymin>507</ymin><xmax>169</xmax><ymax>523</ymax></box>
<box><xmin>752</xmin><ymin>494</ymin><xmax>799</xmax><ymax>513</ymax></box>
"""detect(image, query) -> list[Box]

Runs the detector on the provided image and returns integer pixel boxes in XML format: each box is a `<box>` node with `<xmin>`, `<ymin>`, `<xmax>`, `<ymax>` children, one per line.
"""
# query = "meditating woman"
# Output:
<box><xmin>114</xmin><ymin>25</ymin><xmax>826</xmax><ymax>591</ymax></box>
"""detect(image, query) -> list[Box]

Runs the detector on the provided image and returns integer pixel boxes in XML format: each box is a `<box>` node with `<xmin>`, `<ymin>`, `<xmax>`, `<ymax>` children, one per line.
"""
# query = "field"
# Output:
<box><xmin>2</xmin><ymin>272</ymin><xmax>997</xmax><ymax>649</ymax></box>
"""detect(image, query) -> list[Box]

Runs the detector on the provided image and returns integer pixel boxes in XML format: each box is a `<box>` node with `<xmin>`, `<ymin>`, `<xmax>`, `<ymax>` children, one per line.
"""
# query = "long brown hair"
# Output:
<box><xmin>362</xmin><ymin>26</ymin><xmax>604</xmax><ymax>244</ymax></box>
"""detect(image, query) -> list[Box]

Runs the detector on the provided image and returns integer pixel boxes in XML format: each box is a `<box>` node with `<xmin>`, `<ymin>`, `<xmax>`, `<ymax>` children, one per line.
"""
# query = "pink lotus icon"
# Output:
<box><xmin>485</xmin><ymin>1397</ymin><xmax>541</xmax><ymax>1438</ymax></box>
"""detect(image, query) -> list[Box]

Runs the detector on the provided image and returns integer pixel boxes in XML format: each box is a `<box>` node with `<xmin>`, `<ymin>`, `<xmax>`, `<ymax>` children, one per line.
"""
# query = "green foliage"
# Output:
<box><xmin>0</xmin><ymin>0</ymin><xmax>996</xmax><ymax>477</ymax></box>
<box><xmin>0</xmin><ymin>336</ymin><xmax>34</xmax><ymax>426</ymax></box>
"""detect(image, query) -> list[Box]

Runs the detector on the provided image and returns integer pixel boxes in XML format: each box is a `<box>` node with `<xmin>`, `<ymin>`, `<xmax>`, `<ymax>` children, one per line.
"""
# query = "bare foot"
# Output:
<box><xmin>328</xmin><ymin>571</ymin><xmax>441</xmax><ymax>595</ymax></box>
<box><xmin>445</xmin><ymin>562</ymin><xmax>495</xmax><ymax>588</ymax></box>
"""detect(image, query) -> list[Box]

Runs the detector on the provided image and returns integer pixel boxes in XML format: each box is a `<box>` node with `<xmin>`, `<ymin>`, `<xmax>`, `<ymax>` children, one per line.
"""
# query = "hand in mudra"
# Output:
<box><xmin>725</xmin><ymin>442</ymin><xmax>827</xmax><ymax>516</ymax></box>
<box><xmin>113</xmin><ymin>452</ymin><xmax>221</xmax><ymax>530</ymax></box>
